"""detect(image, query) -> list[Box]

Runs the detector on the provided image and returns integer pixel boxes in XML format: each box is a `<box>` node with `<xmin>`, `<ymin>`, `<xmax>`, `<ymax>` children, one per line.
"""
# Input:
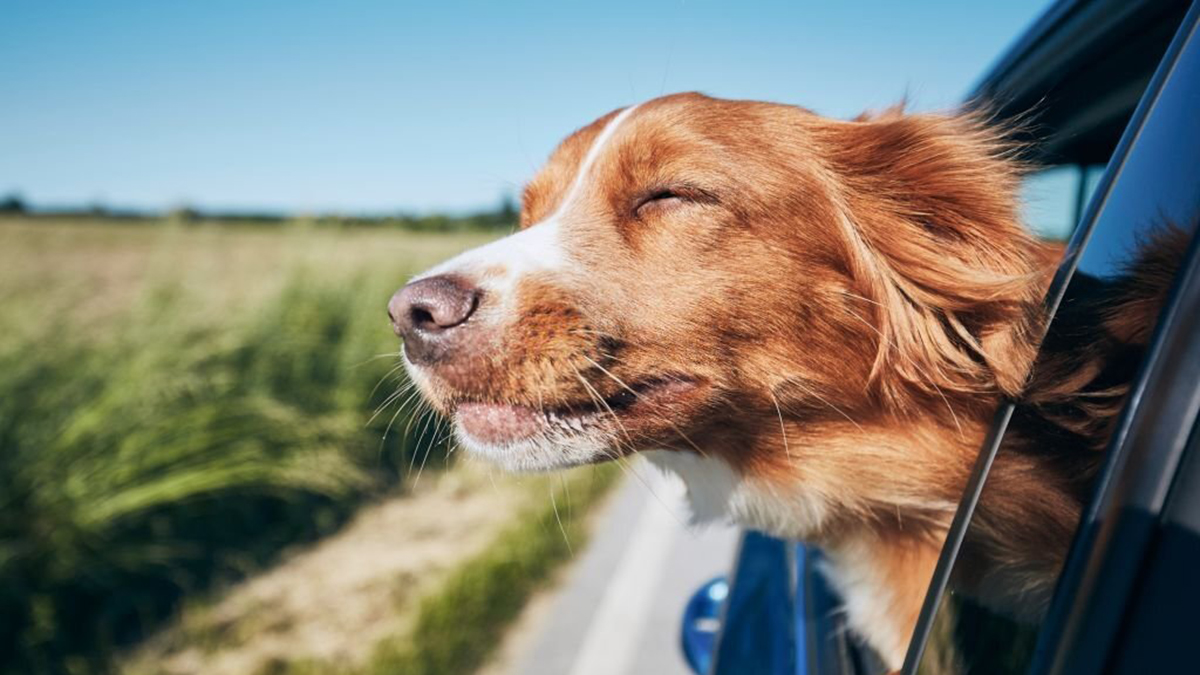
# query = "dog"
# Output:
<box><xmin>387</xmin><ymin>93</ymin><xmax>1175</xmax><ymax>669</ymax></box>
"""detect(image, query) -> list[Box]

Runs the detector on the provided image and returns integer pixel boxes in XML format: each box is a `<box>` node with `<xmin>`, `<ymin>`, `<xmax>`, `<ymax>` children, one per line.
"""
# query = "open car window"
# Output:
<box><xmin>1020</xmin><ymin>164</ymin><xmax>1105</xmax><ymax>242</ymax></box>
<box><xmin>905</xmin><ymin>4</ymin><xmax>1200</xmax><ymax>674</ymax></box>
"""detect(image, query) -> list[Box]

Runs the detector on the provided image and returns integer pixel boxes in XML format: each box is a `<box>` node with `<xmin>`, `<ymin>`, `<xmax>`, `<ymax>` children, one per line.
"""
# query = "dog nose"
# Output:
<box><xmin>389</xmin><ymin>275</ymin><xmax>480</xmax><ymax>362</ymax></box>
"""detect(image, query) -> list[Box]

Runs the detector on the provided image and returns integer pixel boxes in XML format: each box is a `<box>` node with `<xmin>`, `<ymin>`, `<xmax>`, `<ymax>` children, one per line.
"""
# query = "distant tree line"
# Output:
<box><xmin>0</xmin><ymin>192</ymin><xmax>519</xmax><ymax>233</ymax></box>
<box><xmin>0</xmin><ymin>194</ymin><xmax>26</xmax><ymax>214</ymax></box>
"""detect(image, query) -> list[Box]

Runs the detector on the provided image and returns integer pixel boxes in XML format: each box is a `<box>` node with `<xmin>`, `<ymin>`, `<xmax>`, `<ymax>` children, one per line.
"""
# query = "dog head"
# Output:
<box><xmin>390</xmin><ymin>93</ymin><xmax>1051</xmax><ymax>523</ymax></box>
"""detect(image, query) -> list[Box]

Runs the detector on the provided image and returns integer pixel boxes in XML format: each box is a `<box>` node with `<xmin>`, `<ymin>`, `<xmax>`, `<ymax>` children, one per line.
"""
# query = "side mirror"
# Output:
<box><xmin>680</xmin><ymin>575</ymin><xmax>729</xmax><ymax>674</ymax></box>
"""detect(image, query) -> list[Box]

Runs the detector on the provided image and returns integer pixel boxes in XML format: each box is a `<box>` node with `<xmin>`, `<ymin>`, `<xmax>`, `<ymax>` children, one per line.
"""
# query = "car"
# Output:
<box><xmin>681</xmin><ymin>1</ymin><xmax>1200</xmax><ymax>673</ymax></box>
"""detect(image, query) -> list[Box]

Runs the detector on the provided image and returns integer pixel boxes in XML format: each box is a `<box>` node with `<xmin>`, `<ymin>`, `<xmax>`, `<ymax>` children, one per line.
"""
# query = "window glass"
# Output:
<box><xmin>1020</xmin><ymin>166</ymin><xmax>1078</xmax><ymax>241</ymax></box>
<box><xmin>1081</xmin><ymin>164</ymin><xmax>1105</xmax><ymax>211</ymax></box>
<box><xmin>917</xmin><ymin>16</ymin><xmax>1200</xmax><ymax>675</ymax></box>
<box><xmin>1020</xmin><ymin>164</ymin><xmax>1106</xmax><ymax>242</ymax></box>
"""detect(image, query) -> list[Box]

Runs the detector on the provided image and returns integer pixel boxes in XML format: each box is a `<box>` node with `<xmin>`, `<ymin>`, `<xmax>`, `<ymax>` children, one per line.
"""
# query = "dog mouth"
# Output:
<box><xmin>453</xmin><ymin>376</ymin><xmax>702</xmax><ymax>447</ymax></box>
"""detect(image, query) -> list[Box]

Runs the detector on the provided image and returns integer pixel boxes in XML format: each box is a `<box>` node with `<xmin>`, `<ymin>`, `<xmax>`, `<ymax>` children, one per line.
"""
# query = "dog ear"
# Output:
<box><xmin>818</xmin><ymin>109</ymin><xmax>1058</xmax><ymax>407</ymax></box>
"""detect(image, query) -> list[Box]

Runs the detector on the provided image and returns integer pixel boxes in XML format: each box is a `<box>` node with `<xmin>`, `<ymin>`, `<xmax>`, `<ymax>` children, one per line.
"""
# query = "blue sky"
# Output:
<box><xmin>0</xmin><ymin>0</ymin><xmax>1051</xmax><ymax>215</ymax></box>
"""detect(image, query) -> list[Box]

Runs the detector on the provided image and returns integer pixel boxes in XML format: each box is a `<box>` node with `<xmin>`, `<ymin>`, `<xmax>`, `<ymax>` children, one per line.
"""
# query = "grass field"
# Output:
<box><xmin>0</xmin><ymin>217</ymin><xmax>517</xmax><ymax>674</ymax></box>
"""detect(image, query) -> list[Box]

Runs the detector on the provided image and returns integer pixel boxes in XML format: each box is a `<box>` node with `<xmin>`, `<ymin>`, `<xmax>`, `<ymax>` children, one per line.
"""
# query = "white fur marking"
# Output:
<box><xmin>550</xmin><ymin>103</ymin><xmax>641</xmax><ymax>225</ymax></box>
<box><xmin>644</xmin><ymin>451</ymin><xmax>911</xmax><ymax>669</ymax></box>
<box><xmin>820</xmin><ymin>540</ymin><xmax>909</xmax><ymax>670</ymax></box>
<box><xmin>404</xmin><ymin>104</ymin><xmax>644</xmax><ymax>469</ymax></box>
<box><xmin>413</xmin><ymin>103</ymin><xmax>642</xmax><ymax>298</ymax></box>
<box><xmin>642</xmin><ymin>450</ymin><xmax>830</xmax><ymax>536</ymax></box>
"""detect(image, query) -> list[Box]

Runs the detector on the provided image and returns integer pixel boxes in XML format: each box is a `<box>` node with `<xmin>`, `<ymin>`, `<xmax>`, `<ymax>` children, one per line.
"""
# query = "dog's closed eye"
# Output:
<box><xmin>633</xmin><ymin>186</ymin><xmax>720</xmax><ymax>220</ymax></box>
<box><xmin>634</xmin><ymin>189</ymin><xmax>686</xmax><ymax>219</ymax></box>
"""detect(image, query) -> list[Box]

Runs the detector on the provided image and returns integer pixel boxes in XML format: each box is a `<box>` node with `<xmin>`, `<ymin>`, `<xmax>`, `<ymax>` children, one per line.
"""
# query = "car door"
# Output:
<box><xmin>903</xmin><ymin>3</ymin><xmax>1200</xmax><ymax>673</ymax></box>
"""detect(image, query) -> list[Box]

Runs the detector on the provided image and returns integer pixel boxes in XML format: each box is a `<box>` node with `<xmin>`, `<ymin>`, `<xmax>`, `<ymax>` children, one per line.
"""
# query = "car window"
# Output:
<box><xmin>1020</xmin><ymin>164</ymin><xmax>1105</xmax><ymax>242</ymax></box>
<box><xmin>912</xmin><ymin>10</ymin><xmax>1200</xmax><ymax>675</ymax></box>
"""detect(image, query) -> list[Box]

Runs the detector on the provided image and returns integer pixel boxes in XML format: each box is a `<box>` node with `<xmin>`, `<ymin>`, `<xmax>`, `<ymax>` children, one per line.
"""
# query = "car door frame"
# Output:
<box><xmin>902</xmin><ymin>2</ymin><xmax>1200</xmax><ymax>672</ymax></box>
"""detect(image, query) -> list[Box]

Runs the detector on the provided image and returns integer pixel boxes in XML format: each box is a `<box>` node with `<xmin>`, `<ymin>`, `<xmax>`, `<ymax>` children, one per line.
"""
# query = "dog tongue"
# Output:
<box><xmin>456</xmin><ymin>402</ymin><xmax>543</xmax><ymax>444</ymax></box>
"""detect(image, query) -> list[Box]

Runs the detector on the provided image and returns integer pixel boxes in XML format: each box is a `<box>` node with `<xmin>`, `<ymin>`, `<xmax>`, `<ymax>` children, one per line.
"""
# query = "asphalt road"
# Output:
<box><xmin>512</xmin><ymin>462</ymin><xmax>741</xmax><ymax>675</ymax></box>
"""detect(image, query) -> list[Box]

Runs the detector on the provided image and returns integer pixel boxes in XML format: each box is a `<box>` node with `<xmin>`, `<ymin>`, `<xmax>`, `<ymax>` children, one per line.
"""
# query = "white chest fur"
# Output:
<box><xmin>642</xmin><ymin>450</ymin><xmax>910</xmax><ymax>670</ymax></box>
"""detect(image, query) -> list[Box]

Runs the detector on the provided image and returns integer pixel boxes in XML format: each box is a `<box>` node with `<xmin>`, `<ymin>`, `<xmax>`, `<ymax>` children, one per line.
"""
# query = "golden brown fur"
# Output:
<box><xmin>397</xmin><ymin>93</ymin><xmax>1182</xmax><ymax>668</ymax></box>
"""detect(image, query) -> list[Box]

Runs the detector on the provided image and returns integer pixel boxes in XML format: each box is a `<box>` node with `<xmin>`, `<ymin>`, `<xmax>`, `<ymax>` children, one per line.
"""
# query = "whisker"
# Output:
<box><xmin>664</xmin><ymin>419</ymin><xmax>711</xmax><ymax>459</ymax></box>
<box><xmin>580</xmin><ymin>354</ymin><xmax>710</xmax><ymax>459</ymax></box>
<box><xmin>414</xmin><ymin>414</ymin><xmax>450</xmax><ymax>486</ymax></box>
<box><xmin>381</xmin><ymin>388</ymin><xmax>422</xmax><ymax>450</ymax></box>
<box><xmin>579</xmin><ymin>355</ymin><xmax>633</xmax><ymax>394</ymax></box>
<box><xmin>401</xmin><ymin>394</ymin><xmax>431</xmax><ymax>442</ymax></box>
<box><xmin>839</xmin><ymin>290</ymin><xmax>884</xmax><ymax>307</ymax></box>
<box><xmin>785</xmin><ymin>378</ymin><xmax>864</xmax><ymax>432</ymax></box>
<box><xmin>368</xmin><ymin>380</ymin><xmax>416</xmax><ymax>425</ymax></box>
<box><xmin>572</xmin><ymin>366</ymin><xmax>634</xmax><ymax>446</ymax></box>
<box><xmin>560</xmin><ymin>473</ymin><xmax>573</xmax><ymax>520</ymax></box>
<box><xmin>550</xmin><ymin>485</ymin><xmax>572</xmax><ymax>554</ymax></box>
<box><xmin>368</xmin><ymin>359</ymin><xmax>412</xmax><ymax>399</ymax></box>
<box><xmin>409</xmin><ymin>405</ymin><xmax>440</xmax><ymax>481</ymax></box>
<box><xmin>352</xmin><ymin>350</ymin><xmax>405</xmax><ymax>369</ymax></box>
<box><xmin>769</xmin><ymin>389</ymin><xmax>793</xmax><ymax>462</ymax></box>
<box><xmin>485</xmin><ymin>462</ymin><xmax>501</xmax><ymax>495</ymax></box>
<box><xmin>562</xmin><ymin>374</ymin><xmax>690</xmax><ymax>527</ymax></box>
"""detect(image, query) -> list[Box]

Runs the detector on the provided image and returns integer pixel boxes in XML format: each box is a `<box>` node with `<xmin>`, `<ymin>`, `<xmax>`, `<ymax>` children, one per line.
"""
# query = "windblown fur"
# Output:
<box><xmin>394</xmin><ymin>93</ymin><xmax>1185</xmax><ymax>669</ymax></box>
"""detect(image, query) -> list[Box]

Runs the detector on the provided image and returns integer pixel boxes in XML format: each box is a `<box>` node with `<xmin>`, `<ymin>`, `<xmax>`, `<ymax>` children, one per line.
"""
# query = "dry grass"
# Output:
<box><xmin>120</xmin><ymin>461</ymin><xmax>613</xmax><ymax>675</ymax></box>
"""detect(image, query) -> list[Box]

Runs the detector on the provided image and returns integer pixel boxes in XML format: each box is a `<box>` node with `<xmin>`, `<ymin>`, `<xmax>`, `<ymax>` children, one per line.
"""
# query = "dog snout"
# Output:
<box><xmin>389</xmin><ymin>274</ymin><xmax>481</xmax><ymax>363</ymax></box>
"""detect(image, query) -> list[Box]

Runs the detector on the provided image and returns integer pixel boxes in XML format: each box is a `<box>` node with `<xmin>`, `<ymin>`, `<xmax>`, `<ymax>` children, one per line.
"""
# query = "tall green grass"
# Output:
<box><xmin>0</xmin><ymin>269</ymin><xmax>448</xmax><ymax>675</ymax></box>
